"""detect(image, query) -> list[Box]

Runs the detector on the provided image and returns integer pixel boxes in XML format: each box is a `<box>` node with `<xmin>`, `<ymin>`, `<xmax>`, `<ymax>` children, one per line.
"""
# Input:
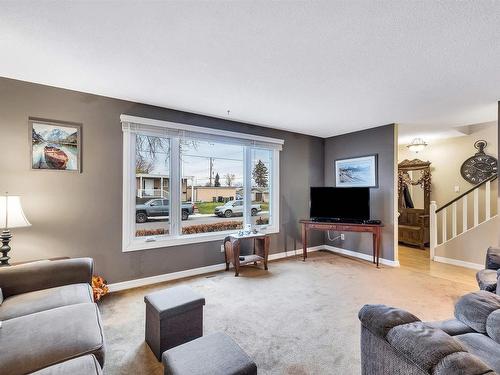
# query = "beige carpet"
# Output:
<box><xmin>99</xmin><ymin>250</ymin><xmax>476</xmax><ymax>374</ymax></box>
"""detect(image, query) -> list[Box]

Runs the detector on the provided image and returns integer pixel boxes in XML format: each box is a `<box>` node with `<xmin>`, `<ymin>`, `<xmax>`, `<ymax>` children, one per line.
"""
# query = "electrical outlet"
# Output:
<box><xmin>220</xmin><ymin>244</ymin><xmax>225</xmax><ymax>252</ymax></box>
<box><xmin>340</xmin><ymin>233</ymin><xmax>345</xmax><ymax>240</ymax></box>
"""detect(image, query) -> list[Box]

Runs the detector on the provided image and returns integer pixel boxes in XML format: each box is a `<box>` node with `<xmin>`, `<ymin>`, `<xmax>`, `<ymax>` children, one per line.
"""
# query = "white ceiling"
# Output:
<box><xmin>1</xmin><ymin>1</ymin><xmax>499</xmax><ymax>138</ymax></box>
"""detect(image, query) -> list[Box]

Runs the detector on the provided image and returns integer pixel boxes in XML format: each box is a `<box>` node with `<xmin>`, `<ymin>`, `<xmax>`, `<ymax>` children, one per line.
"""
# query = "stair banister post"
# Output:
<box><xmin>429</xmin><ymin>200</ymin><xmax>437</xmax><ymax>261</ymax></box>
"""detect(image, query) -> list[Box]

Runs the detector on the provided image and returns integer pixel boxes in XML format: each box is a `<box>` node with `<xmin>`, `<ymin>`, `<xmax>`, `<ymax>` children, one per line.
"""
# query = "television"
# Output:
<box><xmin>310</xmin><ymin>187</ymin><xmax>370</xmax><ymax>222</ymax></box>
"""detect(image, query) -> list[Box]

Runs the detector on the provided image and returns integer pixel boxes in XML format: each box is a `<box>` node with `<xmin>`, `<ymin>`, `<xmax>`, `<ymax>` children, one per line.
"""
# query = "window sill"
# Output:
<box><xmin>123</xmin><ymin>227</ymin><xmax>279</xmax><ymax>252</ymax></box>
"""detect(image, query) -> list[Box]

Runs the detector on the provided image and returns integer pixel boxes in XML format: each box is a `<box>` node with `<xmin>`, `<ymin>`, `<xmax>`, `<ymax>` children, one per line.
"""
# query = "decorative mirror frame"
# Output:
<box><xmin>398</xmin><ymin>159</ymin><xmax>431</xmax><ymax>213</ymax></box>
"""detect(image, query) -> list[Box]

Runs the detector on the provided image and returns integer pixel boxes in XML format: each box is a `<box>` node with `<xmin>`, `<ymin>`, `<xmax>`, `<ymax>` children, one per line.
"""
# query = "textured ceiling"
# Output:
<box><xmin>1</xmin><ymin>1</ymin><xmax>499</xmax><ymax>138</ymax></box>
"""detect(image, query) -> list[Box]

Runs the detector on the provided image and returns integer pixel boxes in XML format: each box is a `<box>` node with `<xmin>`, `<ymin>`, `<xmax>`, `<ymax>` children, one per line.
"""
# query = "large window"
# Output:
<box><xmin>135</xmin><ymin>135</ymin><xmax>170</xmax><ymax>238</ymax></box>
<box><xmin>122</xmin><ymin>115</ymin><xmax>282</xmax><ymax>251</ymax></box>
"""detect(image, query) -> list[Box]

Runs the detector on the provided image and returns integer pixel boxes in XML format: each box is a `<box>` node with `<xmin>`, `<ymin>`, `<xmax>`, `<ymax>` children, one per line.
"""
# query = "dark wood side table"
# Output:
<box><xmin>300</xmin><ymin>220</ymin><xmax>383</xmax><ymax>267</ymax></box>
<box><xmin>224</xmin><ymin>233</ymin><xmax>270</xmax><ymax>276</ymax></box>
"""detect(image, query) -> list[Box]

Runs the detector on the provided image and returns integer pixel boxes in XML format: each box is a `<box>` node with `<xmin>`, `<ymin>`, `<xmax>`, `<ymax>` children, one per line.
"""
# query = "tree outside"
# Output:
<box><xmin>252</xmin><ymin>160</ymin><xmax>269</xmax><ymax>187</ymax></box>
<box><xmin>224</xmin><ymin>173</ymin><xmax>235</xmax><ymax>186</ymax></box>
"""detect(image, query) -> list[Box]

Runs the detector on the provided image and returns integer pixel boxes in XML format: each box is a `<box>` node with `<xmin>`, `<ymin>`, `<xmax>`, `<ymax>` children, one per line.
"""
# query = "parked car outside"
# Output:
<box><xmin>136</xmin><ymin>199</ymin><xmax>194</xmax><ymax>223</ymax></box>
<box><xmin>214</xmin><ymin>200</ymin><xmax>261</xmax><ymax>218</ymax></box>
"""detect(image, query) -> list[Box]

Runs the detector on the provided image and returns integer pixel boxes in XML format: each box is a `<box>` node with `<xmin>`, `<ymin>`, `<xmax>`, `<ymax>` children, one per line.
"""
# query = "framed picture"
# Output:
<box><xmin>335</xmin><ymin>154</ymin><xmax>378</xmax><ymax>187</ymax></box>
<box><xmin>29</xmin><ymin>118</ymin><xmax>82</xmax><ymax>172</ymax></box>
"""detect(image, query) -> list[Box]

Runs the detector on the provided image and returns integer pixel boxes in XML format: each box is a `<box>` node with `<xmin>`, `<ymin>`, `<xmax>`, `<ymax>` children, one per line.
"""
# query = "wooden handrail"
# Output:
<box><xmin>436</xmin><ymin>174</ymin><xmax>497</xmax><ymax>213</ymax></box>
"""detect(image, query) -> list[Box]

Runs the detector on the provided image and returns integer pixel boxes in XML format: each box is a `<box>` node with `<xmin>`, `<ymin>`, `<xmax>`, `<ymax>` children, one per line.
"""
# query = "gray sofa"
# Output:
<box><xmin>359</xmin><ymin>289</ymin><xmax>500</xmax><ymax>375</ymax></box>
<box><xmin>0</xmin><ymin>258</ymin><xmax>105</xmax><ymax>375</ymax></box>
<box><xmin>477</xmin><ymin>246</ymin><xmax>500</xmax><ymax>292</ymax></box>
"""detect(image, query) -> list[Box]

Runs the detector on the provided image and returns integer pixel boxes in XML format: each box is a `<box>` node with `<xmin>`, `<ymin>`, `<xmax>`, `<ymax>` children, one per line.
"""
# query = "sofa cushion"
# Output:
<box><xmin>358</xmin><ymin>304</ymin><xmax>420</xmax><ymax>338</ymax></box>
<box><xmin>0</xmin><ymin>303</ymin><xmax>105</xmax><ymax>375</ymax></box>
<box><xmin>432</xmin><ymin>351</ymin><xmax>494</xmax><ymax>375</ymax></box>
<box><xmin>497</xmin><ymin>269</ymin><xmax>500</xmax><ymax>296</ymax></box>
<box><xmin>455</xmin><ymin>333</ymin><xmax>500</xmax><ymax>373</ymax></box>
<box><xmin>455</xmin><ymin>291</ymin><xmax>500</xmax><ymax>333</ymax></box>
<box><xmin>386</xmin><ymin>322</ymin><xmax>465</xmax><ymax>373</ymax></box>
<box><xmin>0</xmin><ymin>258</ymin><xmax>93</xmax><ymax>298</ymax></box>
<box><xmin>426</xmin><ymin>319</ymin><xmax>475</xmax><ymax>337</ymax></box>
<box><xmin>31</xmin><ymin>355</ymin><xmax>103</xmax><ymax>375</ymax></box>
<box><xmin>476</xmin><ymin>269</ymin><xmax>498</xmax><ymax>292</ymax></box>
<box><xmin>0</xmin><ymin>283</ymin><xmax>93</xmax><ymax>320</ymax></box>
<box><xmin>486</xmin><ymin>309</ymin><xmax>500</xmax><ymax>344</ymax></box>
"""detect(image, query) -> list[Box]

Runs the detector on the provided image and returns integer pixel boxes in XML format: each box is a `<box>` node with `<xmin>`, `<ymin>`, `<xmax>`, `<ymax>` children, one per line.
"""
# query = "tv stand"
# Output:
<box><xmin>300</xmin><ymin>219</ymin><xmax>383</xmax><ymax>267</ymax></box>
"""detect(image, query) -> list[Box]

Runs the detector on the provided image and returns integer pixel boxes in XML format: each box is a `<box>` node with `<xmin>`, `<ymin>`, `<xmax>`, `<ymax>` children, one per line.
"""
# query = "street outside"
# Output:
<box><xmin>136</xmin><ymin>212</ymin><xmax>269</xmax><ymax>231</ymax></box>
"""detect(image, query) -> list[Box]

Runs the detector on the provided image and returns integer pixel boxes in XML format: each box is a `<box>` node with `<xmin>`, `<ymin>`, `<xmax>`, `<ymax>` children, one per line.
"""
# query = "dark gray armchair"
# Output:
<box><xmin>477</xmin><ymin>246</ymin><xmax>500</xmax><ymax>293</ymax></box>
<box><xmin>359</xmin><ymin>290</ymin><xmax>500</xmax><ymax>375</ymax></box>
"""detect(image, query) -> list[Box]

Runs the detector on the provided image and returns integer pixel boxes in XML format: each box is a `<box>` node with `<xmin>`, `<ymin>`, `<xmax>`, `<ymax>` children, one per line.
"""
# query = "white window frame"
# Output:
<box><xmin>121</xmin><ymin>114</ymin><xmax>283</xmax><ymax>252</ymax></box>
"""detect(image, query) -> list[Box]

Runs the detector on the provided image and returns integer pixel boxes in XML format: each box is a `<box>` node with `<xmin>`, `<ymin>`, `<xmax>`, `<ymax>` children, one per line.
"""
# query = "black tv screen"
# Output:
<box><xmin>310</xmin><ymin>187</ymin><xmax>370</xmax><ymax>221</ymax></box>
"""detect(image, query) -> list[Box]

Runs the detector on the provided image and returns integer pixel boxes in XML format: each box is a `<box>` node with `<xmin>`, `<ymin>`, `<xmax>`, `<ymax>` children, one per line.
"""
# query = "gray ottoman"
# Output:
<box><xmin>162</xmin><ymin>332</ymin><xmax>257</xmax><ymax>375</ymax></box>
<box><xmin>145</xmin><ymin>285</ymin><xmax>205</xmax><ymax>361</ymax></box>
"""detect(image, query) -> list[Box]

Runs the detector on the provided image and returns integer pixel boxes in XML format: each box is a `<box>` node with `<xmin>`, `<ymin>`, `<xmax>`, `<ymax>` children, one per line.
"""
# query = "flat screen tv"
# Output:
<box><xmin>310</xmin><ymin>187</ymin><xmax>370</xmax><ymax>222</ymax></box>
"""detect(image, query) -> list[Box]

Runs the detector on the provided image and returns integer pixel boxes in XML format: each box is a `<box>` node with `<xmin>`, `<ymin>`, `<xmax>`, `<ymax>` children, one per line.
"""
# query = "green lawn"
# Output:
<box><xmin>195</xmin><ymin>201</ymin><xmax>269</xmax><ymax>214</ymax></box>
<box><xmin>195</xmin><ymin>202</ymin><xmax>221</xmax><ymax>214</ymax></box>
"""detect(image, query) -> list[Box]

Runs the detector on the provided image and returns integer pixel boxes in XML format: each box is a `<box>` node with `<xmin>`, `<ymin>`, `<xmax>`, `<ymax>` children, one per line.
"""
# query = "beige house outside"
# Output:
<box><xmin>187</xmin><ymin>186</ymin><xmax>238</xmax><ymax>203</ymax></box>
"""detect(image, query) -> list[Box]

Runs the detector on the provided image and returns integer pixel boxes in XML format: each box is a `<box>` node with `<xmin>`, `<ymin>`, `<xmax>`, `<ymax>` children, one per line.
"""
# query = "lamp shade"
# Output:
<box><xmin>0</xmin><ymin>196</ymin><xmax>31</xmax><ymax>229</ymax></box>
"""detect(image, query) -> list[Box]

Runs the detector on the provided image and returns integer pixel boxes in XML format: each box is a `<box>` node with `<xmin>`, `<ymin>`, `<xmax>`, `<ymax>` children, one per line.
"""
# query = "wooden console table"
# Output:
<box><xmin>300</xmin><ymin>220</ymin><xmax>383</xmax><ymax>267</ymax></box>
<box><xmin>223</xmin><ymin>233</ymin><xmax>270</xmax><ymax>276</ymax></box>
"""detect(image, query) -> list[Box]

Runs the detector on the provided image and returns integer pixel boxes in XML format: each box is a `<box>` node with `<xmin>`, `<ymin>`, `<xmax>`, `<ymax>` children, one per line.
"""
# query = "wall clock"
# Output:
<box><xmin>460</xmin><ymin>140</ymin><xmax>498</xmax><ymax>184</ymax></box>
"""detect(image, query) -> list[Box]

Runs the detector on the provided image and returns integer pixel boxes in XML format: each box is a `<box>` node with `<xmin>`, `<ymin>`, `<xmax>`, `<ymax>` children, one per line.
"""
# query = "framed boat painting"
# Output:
<box><xmin>29</xmin><ymin>118</ymin><xmax>82</xmax><ymax>172</ymax></box>
<box><xmin>335</xmin><ymin>154</ymin><xmax>378</xmax><ymax>187</ymax></box>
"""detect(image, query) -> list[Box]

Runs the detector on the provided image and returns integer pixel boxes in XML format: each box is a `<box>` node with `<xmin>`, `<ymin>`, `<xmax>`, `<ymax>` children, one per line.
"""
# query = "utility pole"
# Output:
<box><xmin>209</xmin><ymin>157</ymin><xmax>214</xmax><ymax>186</ymax></box>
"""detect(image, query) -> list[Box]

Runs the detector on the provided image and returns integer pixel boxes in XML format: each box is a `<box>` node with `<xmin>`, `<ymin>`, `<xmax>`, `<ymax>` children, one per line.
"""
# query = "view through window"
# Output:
<box><xmin>251</xmin><ymin>149</ymin><xmax>272</xmax><ymax>227</ymax></box>
<box><xmin>123</xmin><ymin>115</ymin><xmax>282</xmax><ymax>251</ymax></box>
<box><xmin>135</xmin><ymin>134</ymin><xmax>170</xmax><ymax>237</ymax></box>
<box><xmin>181</xmin><ymin>140</ymin><xmax>244</xmax><ymax>235</ymax></box>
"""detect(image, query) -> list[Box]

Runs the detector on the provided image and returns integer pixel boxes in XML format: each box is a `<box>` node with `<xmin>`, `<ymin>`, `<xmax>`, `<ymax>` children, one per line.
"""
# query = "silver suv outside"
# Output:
<box><xmin>214</xmin><ymin>200</ymin><xmax>262</xmax><ymax>218</ymax></box>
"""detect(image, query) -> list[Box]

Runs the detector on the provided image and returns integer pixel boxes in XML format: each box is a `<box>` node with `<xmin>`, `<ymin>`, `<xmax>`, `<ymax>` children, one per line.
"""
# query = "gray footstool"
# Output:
<box><xmin>162</xmin><ymin>332</ymin><xmax>257</xmax><ymax>375</ymax></box>
<box><xmin>145</xmin><ymin>285</ymin><xmax>205</xmax><ymax>361</ymax></box>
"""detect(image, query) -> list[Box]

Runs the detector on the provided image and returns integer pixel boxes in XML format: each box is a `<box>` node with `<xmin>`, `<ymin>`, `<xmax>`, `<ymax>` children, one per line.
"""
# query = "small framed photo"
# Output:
<box><xmin>29</xmin><ymin>118</ymin><xmax>82</xmax><ymax>172</ymax></box>
<box><xmin>335</xmin><ymin>154</ymin><xmax>378</xmax><ymax>187</ymax></box>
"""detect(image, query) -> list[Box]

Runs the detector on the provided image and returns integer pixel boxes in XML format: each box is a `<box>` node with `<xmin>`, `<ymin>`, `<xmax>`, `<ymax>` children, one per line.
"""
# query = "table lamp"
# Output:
<box><xmin>0</xmin><ymin>194</ymin><xmax>31</xmax><ymax>266</ymax></box>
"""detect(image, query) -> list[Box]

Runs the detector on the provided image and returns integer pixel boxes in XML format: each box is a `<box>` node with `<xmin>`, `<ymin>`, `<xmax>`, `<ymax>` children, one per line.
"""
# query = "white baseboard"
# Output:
<box><xmin>108</xmin><ymin>245</ymin><xmax>322</xmax><ymax>293</ymax></box>
<box><xmin>323</xmin><ymin>245</ymin><xmax>400</xmax><ymax>267</ymax></box>
<box><xmin>433</xmin><ymin>256</ymin><xmax>483</xmax><ymax>270</ymax></box>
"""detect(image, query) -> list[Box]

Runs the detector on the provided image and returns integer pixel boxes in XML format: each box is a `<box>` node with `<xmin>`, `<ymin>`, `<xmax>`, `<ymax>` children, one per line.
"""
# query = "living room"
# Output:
<box><xmin>1</xmin><ymin>2</ymin><xmax>500</xmax><ymax>375</ymax></box>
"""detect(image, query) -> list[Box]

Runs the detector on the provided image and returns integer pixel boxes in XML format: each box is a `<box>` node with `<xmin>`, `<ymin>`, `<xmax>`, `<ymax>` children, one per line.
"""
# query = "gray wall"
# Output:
<box><xmin>323</xmin><ymin>124</ymin><xmax>396</xmax><ymax>261</ymax></box>
<box><xmin>0</xmin><ymin>77</ymin><xmax>324</xmax><ymax>283</ymax></box>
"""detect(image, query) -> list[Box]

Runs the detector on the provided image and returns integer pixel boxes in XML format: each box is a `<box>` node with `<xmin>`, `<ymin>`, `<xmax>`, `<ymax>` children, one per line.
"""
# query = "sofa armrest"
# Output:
<box><xmin>359</xmin><ymin>304</ymin><xmax>496</xmax><ymax>375</ymax></box>
<box><xmin>0</xmin><ymin>258</ymin><xmax>93</xmax><ymax>298</ymax></box>
<box><xmin>358</xmin><ymin>304</ymin><xmax>420</xmax><ymax>338</ymax></box>
<box><xmin>485</xmin><ymin>246</ymin><xmax>500</xmax><ymax>270</ymax></box>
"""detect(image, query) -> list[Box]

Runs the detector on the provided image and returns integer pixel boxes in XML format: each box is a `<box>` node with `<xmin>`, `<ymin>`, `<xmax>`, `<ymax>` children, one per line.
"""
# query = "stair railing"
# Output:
<box><xmin>429</xmin><ymin>174</ymin><xmax>497</xmax><ymax>260</ymax></box>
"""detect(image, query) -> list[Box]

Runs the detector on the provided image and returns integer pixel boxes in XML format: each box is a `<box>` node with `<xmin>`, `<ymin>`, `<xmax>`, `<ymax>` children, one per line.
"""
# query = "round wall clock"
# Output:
<box><xmin>460</xmin><ymin>140</ymin><xmax>498</xmax><ymax>184</ymax></box>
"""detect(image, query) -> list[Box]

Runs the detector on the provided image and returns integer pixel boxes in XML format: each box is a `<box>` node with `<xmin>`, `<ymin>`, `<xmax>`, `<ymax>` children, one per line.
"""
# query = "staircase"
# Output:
<box><xmin>430</xmin><ymin>174</ymin><xmax>498</xmax><ymax>268</ymax></box>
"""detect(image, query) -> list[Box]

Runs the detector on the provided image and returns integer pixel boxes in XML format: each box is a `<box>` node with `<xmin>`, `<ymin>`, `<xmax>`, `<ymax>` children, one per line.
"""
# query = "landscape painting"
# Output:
<box><xmin>335</xmin><ymin>155</ymin><xmax>377</xmax><ymax>187</ymax></box>
<box><xmin>30</xmin><ymin>119</ymin><xmax>81</xmax><ymax>172</ymax></box>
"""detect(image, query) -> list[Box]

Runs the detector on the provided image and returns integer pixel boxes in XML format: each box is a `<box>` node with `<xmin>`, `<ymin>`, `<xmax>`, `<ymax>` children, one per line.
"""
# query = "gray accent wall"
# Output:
<box><xmin>323</xmin><ymin>124</ymin><xmax>396</xmax><ymax>261</ymax></box>
<box><xmin>0</xmin><ymin>77</ymin><xmax>324</xmax><ymax>283</ymax></box>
